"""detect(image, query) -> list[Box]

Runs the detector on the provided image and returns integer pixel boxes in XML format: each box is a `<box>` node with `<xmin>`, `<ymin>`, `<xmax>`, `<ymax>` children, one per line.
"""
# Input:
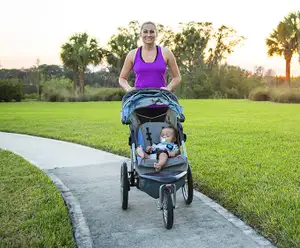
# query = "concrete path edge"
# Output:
<box><xmin>3</xmin><ymin>149</ymin><xmax>93</xmax><ymax>248</ymax></box>
<box><xmin>193</xmin><ymin>191</ymin><xmax>274</xmax><ymax>247</ymax></box>
<box><xmin>45</xmin><ymin>171</ymin><xmax>93</xmax><ymax>248</ymax></box>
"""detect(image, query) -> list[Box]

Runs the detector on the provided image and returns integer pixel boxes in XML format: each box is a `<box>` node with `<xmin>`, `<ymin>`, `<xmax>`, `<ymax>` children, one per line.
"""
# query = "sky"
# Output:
<box><xmin>1</xmin><ymin>0</ymin><xmax>300</xmax><ymax>75</ymax></box>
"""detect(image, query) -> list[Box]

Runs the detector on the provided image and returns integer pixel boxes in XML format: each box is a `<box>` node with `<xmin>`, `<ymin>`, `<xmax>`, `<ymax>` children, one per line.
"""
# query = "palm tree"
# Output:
<box><xmin>60</xmin><ymin>32</ymin><xmax>103</xmax><ymax>95</ymax></box>
<box><xmin>60</xmin><ymin>42</ymin><xmax>79</xmax><ymax>94</ymax></box>
<box><xmin>266</xmin><ymin>13</ymin><xmax>299</xmax><ymax>84</ymax></box>
<box><xmin>283</xmin><ymin>11</ymin><xmax>300</xmax><ymax>65</ymax></box>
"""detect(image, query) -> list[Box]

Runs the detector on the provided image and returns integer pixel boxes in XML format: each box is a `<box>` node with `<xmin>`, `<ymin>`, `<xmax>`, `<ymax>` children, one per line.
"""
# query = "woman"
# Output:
<box><xmin>119</xmin><ymin>21</ymin><xmax>181</xmax><ymax>92</ymax></box>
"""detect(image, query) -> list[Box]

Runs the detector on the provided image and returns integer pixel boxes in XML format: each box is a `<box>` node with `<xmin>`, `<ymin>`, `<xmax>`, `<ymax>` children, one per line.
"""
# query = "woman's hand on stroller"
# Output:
<box><xmin>161</xmin><ymin>82</ymin><xmax>175</xmax><ymax>92</ymax></box>
<box><xmin>127</xmin><ymin>86</ymin><xmax>136</xmax><ymax>92</ymax></box>
<box><xmin>160</xmin><ymin>87</ymin><xmax>169</xmax><ymax>91</ymax></box>
<box><xmin>160</xmin><ymin>87</ymin><xmax>171</xmax><ymax>91</ymax></box>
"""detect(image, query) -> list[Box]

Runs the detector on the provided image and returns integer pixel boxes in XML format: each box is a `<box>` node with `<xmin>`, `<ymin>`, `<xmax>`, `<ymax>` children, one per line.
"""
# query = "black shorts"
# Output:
<box><xmin>156</xmin><ymin>149</ymin><xmax>169</xmax><ymax>159</ymax></box>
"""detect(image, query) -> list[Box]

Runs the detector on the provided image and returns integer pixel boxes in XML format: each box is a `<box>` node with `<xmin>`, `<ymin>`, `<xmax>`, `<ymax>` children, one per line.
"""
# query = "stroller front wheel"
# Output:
<box><xmin>162</xmin><ymin>190</ymin><xmax>174</xmax><ymax>229</ymax></box>
<box><xmin>120</xmin><ymin>162</ymin><xmax>129</xmax><ymax>210</ymax></box>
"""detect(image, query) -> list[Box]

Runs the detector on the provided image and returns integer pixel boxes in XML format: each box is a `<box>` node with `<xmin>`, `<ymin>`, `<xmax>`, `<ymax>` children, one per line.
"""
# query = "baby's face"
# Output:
<box><xmin>160</xmin><ymin>128</ymin><xmax>175</xmax><ymax>143</ymax></box>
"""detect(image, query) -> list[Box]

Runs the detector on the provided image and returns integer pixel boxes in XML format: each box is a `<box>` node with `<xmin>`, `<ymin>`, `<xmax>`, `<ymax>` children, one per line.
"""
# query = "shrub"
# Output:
<box><xmin>270</xmin><ymin>87</ymin><xmax>300</xmax><ymax>103</ymax></box>
<box><xmin>249</xmin><ymin>86</ymin><xmax>300</xmax><ymax>103</ymax></box>
<box><xmin>41</xmin><ymin>79</ymin><xmax>126</xmax><ymax>102</ymax></box>
<box><xmin>84</xmin><ymin>86</ymin><xmax>125</xmax><ymax>101</ymax></box>
<box><xmin>0</xmin><ymin>79</ymin><xmax>23</xmax><ymax>102</ymax></box>
<box><xmin>23</xmin><ymin>84</ymin><xmax>38</xmax><ymax>94</ymax></box>
<box><xmin>248</xmin><ymin>87</ymin><xmax>270</xmax><ymax>101</ymax></box>
<box><xmin>24</xmin><ymin>93</ymin><xmax>38</xmax><ymax>100</ymax></box>
<box><xmin>178</xmin><ymin>65</ymin><xmax>263</xmax><ymax>99</ymax></box>
<box><xmin>42</xmin><ymin>78</ymin><xmax>73</xmax><ymax>102</ymax></box>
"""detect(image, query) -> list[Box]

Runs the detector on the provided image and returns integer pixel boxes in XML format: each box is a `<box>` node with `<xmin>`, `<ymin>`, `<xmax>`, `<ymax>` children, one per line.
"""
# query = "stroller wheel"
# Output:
<box><xmin>162</xmin><ymin>190</ymin><xmax>174</xmax><ymax>229</ymax></box>
<box><xmin>182</xmin><ymin>166</ymin><xmax>193</xmax><ymax>205</ymax></box>
<box><xmin>120</xmin><ymin>162</ymin><xmax>129</xmax><ymax>210</ymax></box>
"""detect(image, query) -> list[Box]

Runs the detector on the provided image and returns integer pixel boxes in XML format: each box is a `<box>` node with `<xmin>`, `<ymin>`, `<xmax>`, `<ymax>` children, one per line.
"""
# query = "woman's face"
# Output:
<box><xmin>141</xmin><ymin>23</ymin><xmax>157</xmax><ymax>45</ymax></box>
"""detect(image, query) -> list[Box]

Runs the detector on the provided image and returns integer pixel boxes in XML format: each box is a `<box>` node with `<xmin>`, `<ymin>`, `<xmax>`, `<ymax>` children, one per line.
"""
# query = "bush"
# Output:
<box><xmin>248</xmin><ymin>87</ymin><xmax>270</xmax><ymax>101</ymax></box>
<box><xmin>41</xmin><ymin>79</ymin><xmax>126</xmax><ymax>102</ymax></box>
<box><xmin>249</xmin><ymin>86</ymin><xmax>300</xmax><ymax>103</ymax></box>
<box><xmin>85</xmin><ymin>87</ymin><xmax>126</xmax><ymax>101</ymax></box>
<box><xmin>24</xmin><ymin>93</ymin><xmax>38</xmax><ymax>100</ymax></box>
<box><xmin>42</xmin><ymin>78</ymin><xmax>73</xmax><ymax>102</ymax></box>
<box><xmin>178</xmin><ymin>65</ymin><xmax>263</xmax><ymax>99</ymax></box>
<box><xmin>291</xmin><ymin>76</ymin><xmax>300</xmax><ymax>87</ymax></box>
<box><xmin>270</xmin><ymin>87</ymin><xmax>300</xmax><ymax>103</ymax></box>
<box><xmin>0</xmin><ymin>79</ymin><xmax>23</xmax><ymax>102</ymax></box>
<box><xmin>23</xmin><ymin>84</ymin><xmax>38</xmax><ymax>94</ymax></box>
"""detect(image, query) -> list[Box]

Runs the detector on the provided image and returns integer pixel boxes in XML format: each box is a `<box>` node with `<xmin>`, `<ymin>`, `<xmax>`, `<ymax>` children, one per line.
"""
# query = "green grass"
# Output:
<box><xmin>0</xmin><ymin>100</ymin><xmax>299</xmax><ymax>248</ymax></box>
<box><xmin>0</xmin><ymin>150</ymin><xmax>76</xmax><ymax>248</ymax></box>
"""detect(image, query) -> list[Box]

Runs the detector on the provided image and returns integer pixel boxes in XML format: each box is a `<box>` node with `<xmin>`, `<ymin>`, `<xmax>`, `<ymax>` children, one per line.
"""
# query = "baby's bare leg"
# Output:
<box><xmin>154</xmin><ymin>153</ymin><xmax>168</xmax><ymax>171</ymax></box>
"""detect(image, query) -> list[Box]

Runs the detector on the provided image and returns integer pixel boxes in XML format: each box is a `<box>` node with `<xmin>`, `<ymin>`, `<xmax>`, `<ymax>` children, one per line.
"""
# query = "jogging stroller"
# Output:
<box><xmin>120</xmin><ymin>88</ymin><xmax>193</xmax><ymax>229</ymax></box>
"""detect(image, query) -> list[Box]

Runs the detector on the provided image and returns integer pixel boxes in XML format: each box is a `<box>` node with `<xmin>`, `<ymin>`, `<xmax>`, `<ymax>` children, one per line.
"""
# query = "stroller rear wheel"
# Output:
<box><xmin>182</xmin><ymin>166</ymin><xmax>193</xmax><ymax>205</ymax></box>
<box><xmin>162</xmin><ymin>190</ymin><xmax>174</xmax><ymax>229</ymax></box>
<box><xmin>120</xmin><ymin>162</ymin><xmax>129</xmax><ymax>210</ymax></box>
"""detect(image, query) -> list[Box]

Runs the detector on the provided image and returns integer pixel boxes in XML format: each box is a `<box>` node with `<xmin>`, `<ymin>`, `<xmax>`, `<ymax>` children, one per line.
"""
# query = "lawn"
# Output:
<box><xmin>0</xmin><ymin>100</ymin><xmax>299</xmax><ymax>248</ymax></box>
<box><xmin>0</xmin><ymin>150</ymin><xmax>75</xmax><ymax>247</ymax></box>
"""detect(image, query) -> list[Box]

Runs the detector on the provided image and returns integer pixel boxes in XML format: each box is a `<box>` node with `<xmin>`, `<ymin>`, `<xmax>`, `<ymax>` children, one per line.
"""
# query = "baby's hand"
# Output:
<box><xmin>145</xmin><ymin>146</ymin><xmax>152</xmax><ymax>153</ymax></box>
<box><xmin>168</xmin><ymin>151</ymin><xmax>176</xmax><ymax>157</ymax></box>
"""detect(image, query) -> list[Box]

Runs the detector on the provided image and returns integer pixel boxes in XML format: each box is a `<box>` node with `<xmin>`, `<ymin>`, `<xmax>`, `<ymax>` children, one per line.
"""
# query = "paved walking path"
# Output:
<box><xmin>0</xmin><ymin>132</ymin><xmax>275</xmax><ymax>248</ymax></box>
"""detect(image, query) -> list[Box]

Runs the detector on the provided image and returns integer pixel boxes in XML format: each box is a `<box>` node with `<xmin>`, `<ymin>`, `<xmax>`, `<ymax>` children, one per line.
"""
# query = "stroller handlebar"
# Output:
<box><xmin>122</xmin><ymin>88</ymin><xmax>179</xmax><ymax>104</ymax></box>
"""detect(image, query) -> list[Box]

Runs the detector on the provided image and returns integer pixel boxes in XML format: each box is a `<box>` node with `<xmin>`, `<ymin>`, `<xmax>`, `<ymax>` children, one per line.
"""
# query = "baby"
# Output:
<box><xmin>136</xmin><ymin>126</ymin><xmax>180</xmax><ymax>171</ymax></box>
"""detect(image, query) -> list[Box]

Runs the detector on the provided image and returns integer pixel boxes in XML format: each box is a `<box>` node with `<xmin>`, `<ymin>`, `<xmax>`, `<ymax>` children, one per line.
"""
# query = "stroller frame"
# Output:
<box><xmin>120</xmin><ymin>88</ymin><xmax>193</xmax><ymax>229</ymax></box>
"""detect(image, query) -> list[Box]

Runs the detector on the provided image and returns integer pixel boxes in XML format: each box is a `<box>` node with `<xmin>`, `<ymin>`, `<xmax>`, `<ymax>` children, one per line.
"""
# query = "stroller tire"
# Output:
<box><xmin>120</xmin><ymin>162</ymin><xmax>129</xmax><ymax>210</ymax></box>
<box><xmin>162</xmin><ymin>191</ymin><xmax>174</xmax><ymax>229</ymax></box>
<box><xmin>182</xmin><ymin>166</ymin><xmax>193</xmax><ymax>205</ymax></box>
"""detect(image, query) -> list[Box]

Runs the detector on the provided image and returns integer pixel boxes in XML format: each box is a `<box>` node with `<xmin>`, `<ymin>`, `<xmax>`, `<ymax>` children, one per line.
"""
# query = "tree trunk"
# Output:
<box><xmin>79</xmin><ymin>71</ymin><xmax>85</xmax><ymax>96</ymax></box>
<box><xmin>298</xmin><ymin>43</ymin><xmax>300</xmax><ymax>65</ymax></box>
<box><xmin>72</xmin><ymin>71</ymin><xmax>77</xmax><ymax>96</ymax></box>
<box><xmin>37</xmin><ymin>71</ymin><xmax>41</xmax><ymax>101</ymax></box>
<box><xmin>297</xmin><ymin>30</ymin><xmax>300</xmax><ymax>64</ymax></box>
<box><xmin>285</xmin><ymin>57</ymin><xmax>291</xmax><ymax>85</ymax></box>
<box><xmin>37</xmin><ymin>85</ymin><xmax>40</xmax><ymax>101</ymax></box>
<box><xmin>72</xmin><ymin>66</ymin><xmax>79</xmax><ymax>96</ymax></box>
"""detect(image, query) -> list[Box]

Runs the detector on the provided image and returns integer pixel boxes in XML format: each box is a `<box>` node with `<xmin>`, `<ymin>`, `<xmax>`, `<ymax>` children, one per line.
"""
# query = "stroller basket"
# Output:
<box><xmin>139</xmin><ymin>171</ymin><xmax>186</xmax><ymax>199</ymax></box>
<box><xmin>140</xmin><ymin>171</ymin><xmax>187</xmax><ymax>184</ymax></box>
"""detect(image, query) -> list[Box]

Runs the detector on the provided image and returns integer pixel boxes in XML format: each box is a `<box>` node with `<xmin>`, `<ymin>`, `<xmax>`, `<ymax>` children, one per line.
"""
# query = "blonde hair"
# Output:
<box><xmin>140</xmin><ymin>21</ymin><xmax>157</xmax><ymax>34</ymax></box>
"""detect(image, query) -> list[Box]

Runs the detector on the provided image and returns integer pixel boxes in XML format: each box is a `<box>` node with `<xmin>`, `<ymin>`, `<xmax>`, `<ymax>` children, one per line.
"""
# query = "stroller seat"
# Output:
<box><xmin>138</xmin><ymin>155</ymin><xmax>187</xmax><ymax>168</ymax></box>
<box><xmin>136</xmin><ymin>122</ymin><xmax>187</xmax><ymax>172</ymax></box>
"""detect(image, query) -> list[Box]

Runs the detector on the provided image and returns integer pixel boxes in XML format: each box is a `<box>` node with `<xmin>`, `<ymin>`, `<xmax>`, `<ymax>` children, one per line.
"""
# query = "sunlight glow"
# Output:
<box><xmin>0</xmin><ymin>0</ymin><xmax>299</xmax><ymax>75</ymax></box>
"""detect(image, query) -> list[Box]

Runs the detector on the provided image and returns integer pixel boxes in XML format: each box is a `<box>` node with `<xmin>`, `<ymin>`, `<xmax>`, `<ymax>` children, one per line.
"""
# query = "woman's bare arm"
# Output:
<box><xmin>164</xmin><ymin>48</ymin><xmax>181</xmax><ymax>91</ymax></box>
<box><xmin>119</xmin><ymin>50</ymin><xmax>136</xmax><ymax>92</ymax></box>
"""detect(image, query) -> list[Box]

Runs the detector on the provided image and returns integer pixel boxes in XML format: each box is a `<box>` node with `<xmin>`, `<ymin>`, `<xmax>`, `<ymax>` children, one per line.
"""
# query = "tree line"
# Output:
<box><xmin>1</xmin><ymin>12</ymin><xmax>300</xmax><ymax>100</ymax></box>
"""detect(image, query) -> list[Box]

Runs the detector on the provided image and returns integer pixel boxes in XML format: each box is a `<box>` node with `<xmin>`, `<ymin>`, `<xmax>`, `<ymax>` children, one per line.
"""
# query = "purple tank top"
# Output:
<box><xmin>133</xmin><ymin>46</ymin><xmax>167</xmax><ymax>88</ymax></box>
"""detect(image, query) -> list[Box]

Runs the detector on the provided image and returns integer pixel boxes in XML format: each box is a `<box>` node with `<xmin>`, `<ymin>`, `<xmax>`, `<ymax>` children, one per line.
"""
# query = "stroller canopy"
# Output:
<box><xmin>121</xmin><ymin>88</ymin><xmax>185</xmax><ymax>125</ymax></box>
